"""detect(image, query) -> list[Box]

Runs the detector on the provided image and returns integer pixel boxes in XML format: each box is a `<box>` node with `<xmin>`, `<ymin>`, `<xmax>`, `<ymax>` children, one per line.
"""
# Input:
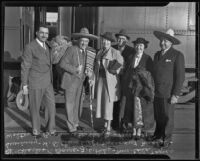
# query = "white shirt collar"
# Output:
<box><xmin>36</xmin><ymin>38</ymin><xmax>45</xmax><ymax>49</ymax></box>
<box><xmin>135</xmin><ymin>52</ymin><xmax>143</xmax><ymax>58</ymax></box>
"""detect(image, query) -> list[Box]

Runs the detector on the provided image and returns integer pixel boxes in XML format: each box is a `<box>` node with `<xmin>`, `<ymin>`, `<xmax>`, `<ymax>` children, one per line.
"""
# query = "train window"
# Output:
<box><xmin>46</xmin><ymin>12</ymin><xmax>58</xmax><ymax>24</ymax></box>
<box><xmin>45</xmin><ymin>7</ymin><xmax>58</xmax><ymax>40</ymax></box>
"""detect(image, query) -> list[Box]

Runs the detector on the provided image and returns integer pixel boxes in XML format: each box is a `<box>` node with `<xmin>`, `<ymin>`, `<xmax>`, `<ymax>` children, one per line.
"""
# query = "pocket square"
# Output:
<box><xmin>165</xmin><ymin>59</ymin><xmax>171</xmax><ymax>62</ymax></box>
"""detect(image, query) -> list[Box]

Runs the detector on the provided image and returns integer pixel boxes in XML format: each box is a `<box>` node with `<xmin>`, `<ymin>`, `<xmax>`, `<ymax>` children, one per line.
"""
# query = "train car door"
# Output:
<box><xmin>72</xmin><ymin>7</ymin><xmax>98</xmax><ymax>49</ymax></box>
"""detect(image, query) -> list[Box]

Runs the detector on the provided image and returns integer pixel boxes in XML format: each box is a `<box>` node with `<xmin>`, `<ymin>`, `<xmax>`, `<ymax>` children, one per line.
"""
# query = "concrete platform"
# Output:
<box><xmin>3</xmin><ymin>100</ymin><xmax>197</xmax><ymax>159</ymax></box>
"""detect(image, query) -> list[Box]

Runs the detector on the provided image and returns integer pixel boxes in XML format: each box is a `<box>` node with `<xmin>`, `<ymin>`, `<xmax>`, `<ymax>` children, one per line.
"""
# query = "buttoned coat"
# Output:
<box><xmin>21</xmin><ymin>39</ymin><xmax>53</xmax><ymax>89</ymax></box>
<box><xmin>59</xmin><ymin>45</ymin><xmax>86</xmax><ymax>91</ymax></box>
<box><xmin>94</xmin><ymin>47</ymin><xmax>124</xmax><ymax>102</ymax></box>
<box><xmin>153</xmin><ymin>47</ymin><xmax>185</xmax><ymax>98</ymax></box>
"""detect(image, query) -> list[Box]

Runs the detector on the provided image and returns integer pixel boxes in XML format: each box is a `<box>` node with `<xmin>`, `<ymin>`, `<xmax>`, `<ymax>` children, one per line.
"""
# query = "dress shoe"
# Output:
<box><xmin>32</xmin><ymin>130</ymin><xmax>42</xmax><ymax>139</ymax></box>
<box><xmin>146</xmin><ymin>135</ymin><xmax>161</xmax><ymax>141</ymax></box>
<box><xmin>76</xmin><ymin>126</ymin><xmax>84</xmax><ymax>131</ymax></box>
<box><xmin>155</xmin><ymin>138</ymin><xmax>173</xmax><ymax>148</ymax></box>
<box><xmin>103</xmin><ymin>129</ymin><xmax>111</xmax><ymax>137</ymax></box>
<box><xmin>47</xmin><ymin>130</ymin><xmax>58</xmax><ymax>136</ymax></box>
<box><xmin>69</xmin><ymin>130</ymin><xmax>77</xmax><ymax>136</ymax></box>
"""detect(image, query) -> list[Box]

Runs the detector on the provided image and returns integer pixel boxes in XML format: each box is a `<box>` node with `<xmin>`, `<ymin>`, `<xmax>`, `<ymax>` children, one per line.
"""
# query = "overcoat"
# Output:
<box><xmin>94</xmin><ymin>47</ymin><xmax>124</xmax><ymax>102</ymax></box>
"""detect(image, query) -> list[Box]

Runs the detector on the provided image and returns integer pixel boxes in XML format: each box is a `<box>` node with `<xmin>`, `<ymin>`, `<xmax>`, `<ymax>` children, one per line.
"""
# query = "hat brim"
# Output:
<box><xmin>16</xmin><ymin>90</ymin><xmax>29</xmax><ymax>111</ymax></box>
<box><xmin>115</xmin><ymin>33</ymin><xmax>130</xmax><ymax>40</ymax></box>
<box><xmin>100</xmin><ymin>34</ymin><xmax>116</xmax><ymax>42</ymax></box>
<box><xmin>132</xmin><ymin>40</ymin><xmax>149</xmax><ymax>48</ymax></box>
<box><xmin>153</xmin><ymin>31</ymin><xmax>180</xmax><ymax>45</ymax></box>
<box><xmin>72</xmin><ymin>33</ymin><xmax>99</xmax><ymax>40</ymax></box>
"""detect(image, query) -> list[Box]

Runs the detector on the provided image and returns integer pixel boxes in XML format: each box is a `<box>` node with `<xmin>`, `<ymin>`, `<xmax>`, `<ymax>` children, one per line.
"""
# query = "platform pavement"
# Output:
<box><xmin>3</xmin><ymin>100</ymin><xmax>197</xmax><ymax>159</ymax></box>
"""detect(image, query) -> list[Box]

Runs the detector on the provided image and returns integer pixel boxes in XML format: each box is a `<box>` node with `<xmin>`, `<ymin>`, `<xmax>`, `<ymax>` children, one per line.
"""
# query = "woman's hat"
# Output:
<box><xmin>153</xmin><ymin>28</ymin><xmax>181</xmax><ymax>45</ymax></box>
<box><xmin>71</xmin><ymin>27</ymin><xmax>99</xmax><ymax>40</ymax></box>
<box><xmin>115</xmin><ymin>29</ymin><xmax>130</xmax><ymax>40</ymax></box>
<box><xmin>132</xmin><ymin>37</ymin><xmax>149</xmax><ymax>48</ymax></box>
<box><xmin>100</xmin><ymin>32</ymin><xmax>116</xmax><ymax>42</ymax></box>
<box><xmin>16</xmin><ymin>90</ymin><xmax>29</xmax><ymax>111</ymax></box>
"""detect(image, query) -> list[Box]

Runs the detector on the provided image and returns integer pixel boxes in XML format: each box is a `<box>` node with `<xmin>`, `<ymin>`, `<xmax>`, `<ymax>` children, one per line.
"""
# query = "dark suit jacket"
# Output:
<box><xmin>59</xmin><ymin>45</ymin><xmax>86</xmax><ymax>90</ymax></box>
<box><xmin>112</xmin><ymin>45</ymin><xmax>134</xmax><ymax>69</ymax></box>
<box><xmin>153</xmin><ymin>47</ymin><xmax>185</xmax><ymax>98</ymax></box>
<box><xmin>21</xmin><ymin>39</ymin><xmax>53</xmax><ymax>89</ymax></box>
<box><xmin>125</xmin><ymin>53</ymin><xmax>154</xmax><ymax>75</ymax></box>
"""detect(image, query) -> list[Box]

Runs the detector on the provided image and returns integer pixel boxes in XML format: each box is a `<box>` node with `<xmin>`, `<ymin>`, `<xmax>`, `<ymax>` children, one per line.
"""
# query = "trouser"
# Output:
<box><xmin>112</xmin><ymin>100</ymin><xmax>121</xmax><ymax>129</ymax></box>
<box><xmin>64</xmin><ymin>81</ymin><xmax>84</xmax><ymax>132</ymax></box>
<box><xmin>153</xmin><ymin>97</ymin><xmax>175</xmax><ymax>140</ymax></box>
<box><xmin>29</xmin><ymin>83</ymin><xmax>56</xmax><ymax>133</ymax></box>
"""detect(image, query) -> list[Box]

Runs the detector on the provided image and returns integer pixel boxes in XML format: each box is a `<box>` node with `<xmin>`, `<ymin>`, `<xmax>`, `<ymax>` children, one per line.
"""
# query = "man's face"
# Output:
<box><xmin>36</xmin><ymin>27</ymin><xmax>49</xmax><ymax>42</ymax></box>
<box><xmin>135</xmin><ymin>43</ymin><xmax>145</xmax><ymax>54</ymax></box>
<box><xmin>78</xmin><ymin>37</ymin><xmax>89</xmax><ymax>50</ymax></box>
<box><xmin>102</xmin><ymin>38</ymin><xmax>111</xmax><ymax>50</ymax></box>
<box><xmin>117</xmin><ymin>35</ymin><xmax>128</xmax><ymax>47</ymax></box>
<box><xmin>160</xmin><ymin>38</ymin><xmax>172</xmax><ymax>50</ymax></box>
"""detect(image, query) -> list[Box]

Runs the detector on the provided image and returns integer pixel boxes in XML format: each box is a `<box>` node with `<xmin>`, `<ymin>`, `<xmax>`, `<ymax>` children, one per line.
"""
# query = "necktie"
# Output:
<box><xmin>43</xmin><ymin>43</ymin><xmax>46</xmax><ymax>50</ymax></box>
<box><xmin>158</xmin><ymin>50</ymin><xmax>165</xmax><ymax>60</ymax></box>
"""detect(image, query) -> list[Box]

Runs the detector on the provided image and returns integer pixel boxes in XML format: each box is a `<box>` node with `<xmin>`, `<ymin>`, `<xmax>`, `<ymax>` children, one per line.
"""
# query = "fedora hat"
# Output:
<box><xmin>115</xmin><ymin>29</ymin><xmax>130</xmax><ymax>40</ymax></box>
<box><xmin>153</xmin><ymin>28</ymin><xmax>181</xmax><ymax>45</ymax></box>
<box><xmin>72</xmin><ymin>27</ymin><xmax>99</xmax><ymax>40</ymax></box>
<box><xmin>132</xmin><ymin>37</ymin><xmax>149</xmax><ymax>48</ymax></box>
<box><xmin>100</xmin><ymin>32</ymin><xmax>116</xmax><ymax>42</ymax></box>
<box><xmin>16</xmin><ymin>90</ymin><xmax>29</xmax><ymax>111</ymax></box>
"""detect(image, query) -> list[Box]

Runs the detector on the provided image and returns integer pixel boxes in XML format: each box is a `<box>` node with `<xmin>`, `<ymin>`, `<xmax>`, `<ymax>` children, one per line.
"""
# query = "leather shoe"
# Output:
<box><xmin>69</xmin><ymin>131</ymin><xmax>77</xmax><ymax>136</ymax></box>
<box><xmin>156</xmin><ymin>138</ymin><xmax>173</xmax><ymax>148</ymax></box>
<box><xmin>49</xmin><ymin>131</ymin><xmax>58</xmax><ymax>136</ymax></box>
<box><xmin>32</xmin><ymin>133</ymin><xmax>42</xmax><ymax>139</ymax></box>
<box><xmin>146</xmin><ymin>135</ymin><xmax>161</xmax><ymax>141</ymax></box>
<box><xmin>32</xmin><ymin>129</ymin><xmax>42</xmax><ymax>138</ymax></box>
<box><xmin>77</xmin><ymin>126</ymin><xmax>84</xmax><ymax>131</ymax></box>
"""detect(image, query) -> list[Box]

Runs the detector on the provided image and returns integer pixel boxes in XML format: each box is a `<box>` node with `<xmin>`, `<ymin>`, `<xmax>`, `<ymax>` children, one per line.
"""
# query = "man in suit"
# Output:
<box><xmin>112</xmin><ymin>29</ymin><xmax>135</xmax><ymax>131</ymax></box>
<box><xmin>21</xmin><ymin>24</ymin><xmax>57</xmax><ymax>137</ymax></box>
<box><xmin>148</xmin><ymin>29</ymin><xmax>185</xmax><ymax>147</ymax></box>
<box><xmin>59</xmin><ymin>27</ymin><xmax>98</xmax><ymax>133</ymax></box>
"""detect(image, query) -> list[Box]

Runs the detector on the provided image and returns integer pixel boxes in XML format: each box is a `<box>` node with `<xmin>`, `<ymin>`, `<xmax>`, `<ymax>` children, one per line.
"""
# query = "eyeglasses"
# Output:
<box><xmin>38</xmin><ymin>31</ymin><xmax>49</xmax><ymax>35</ymax></box>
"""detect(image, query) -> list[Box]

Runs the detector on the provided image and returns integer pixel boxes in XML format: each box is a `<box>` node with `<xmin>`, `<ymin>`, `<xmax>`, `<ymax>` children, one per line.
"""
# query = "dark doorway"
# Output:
<box><xmin>72</xmin><ymin>7</ymin><xmax>98</xmax><ymax>49</ymax></box>
<box><xmin>34</xmin><ymin>7</ymin><xmax>58</xmax><ymax>41</ymax></box>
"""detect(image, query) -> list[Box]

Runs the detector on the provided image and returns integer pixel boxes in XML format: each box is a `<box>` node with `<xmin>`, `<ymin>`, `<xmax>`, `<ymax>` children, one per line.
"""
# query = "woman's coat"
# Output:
<box><xmin>94</xmin><ymin>47</ymin><xmax>124</xmax><ymax>102</ymax></box>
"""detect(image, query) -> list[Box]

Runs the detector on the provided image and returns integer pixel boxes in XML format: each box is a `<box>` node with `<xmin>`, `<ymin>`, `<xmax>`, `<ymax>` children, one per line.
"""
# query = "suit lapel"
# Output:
<box><xmin>159</xmin><ymin>47</ymin><xmax>172</xmax><ymax>61</ymax></box>
<box><xmin>34</xmin><ymin>40</ymin><xmax>50</xmax><ymax>65</ymax></box>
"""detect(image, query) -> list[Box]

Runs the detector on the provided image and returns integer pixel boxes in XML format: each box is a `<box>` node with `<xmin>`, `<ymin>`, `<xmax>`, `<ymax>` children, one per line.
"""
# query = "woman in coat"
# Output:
<box><xmin>95</xmin><ymin>32</ymin><xmax>124</xmax><ymax>136</ymax></box>
<box><xmin>120</xmin><ymin>37</ymin><xmax>154</xmax><ymax>140</ymax></box>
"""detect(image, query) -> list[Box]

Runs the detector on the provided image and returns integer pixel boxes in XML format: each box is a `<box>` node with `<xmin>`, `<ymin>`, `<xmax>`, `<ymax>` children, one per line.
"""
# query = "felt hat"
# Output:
<box><xmin>100</xmin><ymin>32</ymin><xmax>116</xmax><ymax>42</ymax></box>
<box><xmin>16</xmin><ymin>90</ymin><xmax>29</xmax><ymax>111</ymax></box>
<box><xmin>115</xmin><ymin>29</ymin><xmax>130</xmax><ymax>40</ymax></box>
<box><xmin>72</xmin><ymin>27</ymin><xmax>99</xmax><ymax>40</ymax></box>
<box><xmin>132</xmin><ymin>37</ymin><xmax>149</xmax><ymax>48</ymax></box>
<box><xmin>153</xmin><ymin>28</ymin><xmax>181</xmax><ymax>45</ymax></box>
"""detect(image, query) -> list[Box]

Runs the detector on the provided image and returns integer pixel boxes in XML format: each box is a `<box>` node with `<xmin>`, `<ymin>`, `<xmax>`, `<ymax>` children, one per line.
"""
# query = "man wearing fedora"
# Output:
<box><xmin>148</xmin><ymin>29</ymin><xmax>185</xmax><ymax>147</ymax></box>
<box><xmin>21</xmin><ymin>24</ymin><xmax>57</xmax><ymax>138</ymax></box>
<box><xmin>112</xmin><ymin>29</ymin><xmax>135</xmax><ymax>131</ymax></box>
<box><xmin>59</xmin><ymin>27</ymin><xmax>98</xmax><ymax>133</ymax></box>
